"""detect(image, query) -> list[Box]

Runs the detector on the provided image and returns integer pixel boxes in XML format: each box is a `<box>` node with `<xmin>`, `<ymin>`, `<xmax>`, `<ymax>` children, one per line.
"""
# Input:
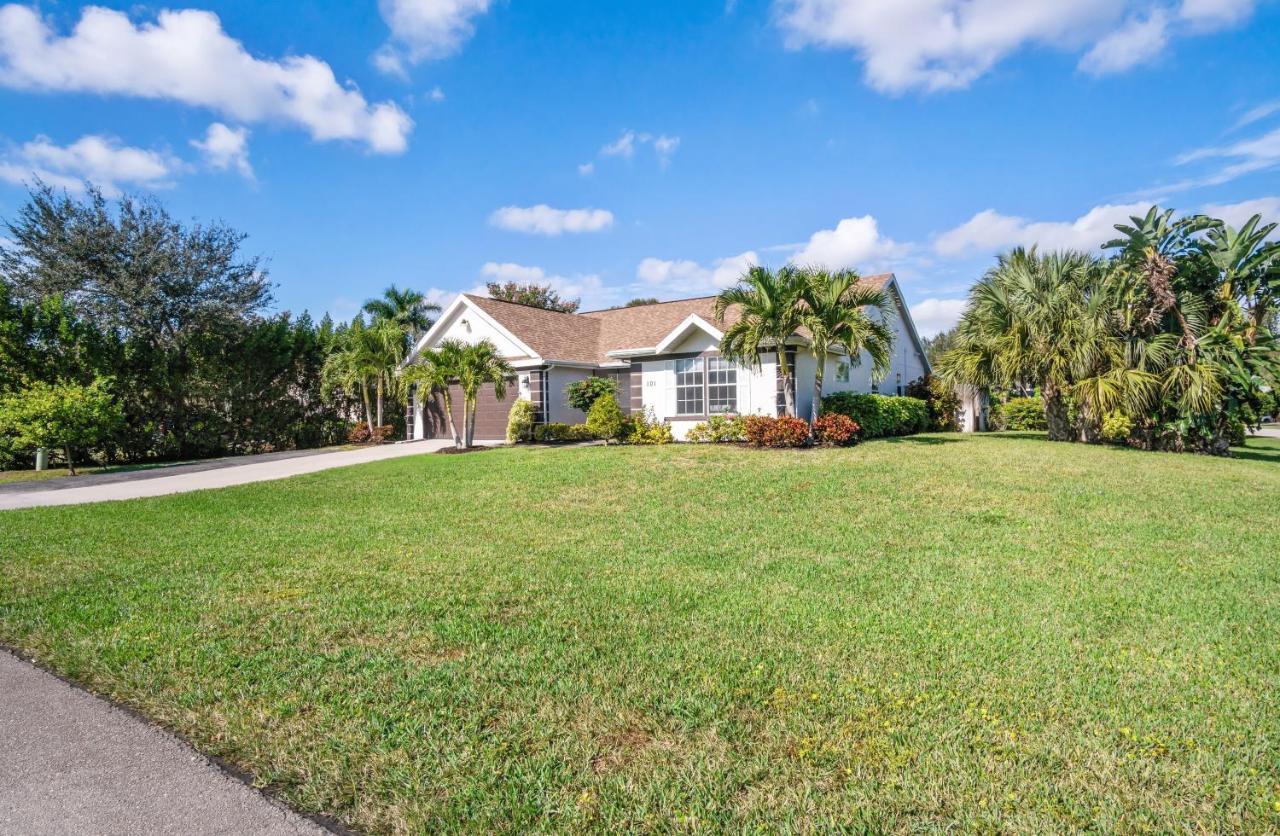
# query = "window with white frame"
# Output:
<box><xmin>675</xmin><ymin>358</ymin><xmax>704</xmax><ymax>415</ymax></box>
<box><xmin>706</xmin><ymin>356</ymin><xmax>738</xmax><ymax>413</ymax></box>
<box><xmin>835</xmin><ymin>360</ymin><xmax>850</xmax><ymax>384</ymax></box>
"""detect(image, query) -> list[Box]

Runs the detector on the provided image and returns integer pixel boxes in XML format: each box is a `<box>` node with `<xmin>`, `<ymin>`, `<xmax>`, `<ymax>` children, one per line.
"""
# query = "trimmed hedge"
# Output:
<box><xmin>819</xmin><ymin>393</ymin><xmax>929</xmax><ymax>438</ymax></box>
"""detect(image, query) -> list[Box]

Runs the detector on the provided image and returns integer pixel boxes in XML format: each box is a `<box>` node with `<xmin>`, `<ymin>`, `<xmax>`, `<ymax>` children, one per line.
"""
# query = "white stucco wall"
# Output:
<box><xmin>427</xmin><ymin>304</ymin><xmax>529</xmax><ymax>358</ymax></box>
<box><xmin>638</xmin><ymin>355</ymin><xmax>777</xmax><ymax>439</ymax></box>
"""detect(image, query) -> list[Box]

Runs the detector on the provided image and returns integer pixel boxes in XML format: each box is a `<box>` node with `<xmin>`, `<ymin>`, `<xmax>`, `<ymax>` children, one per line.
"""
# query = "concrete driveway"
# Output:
<box><xmin>0</xmin><ymin>649</ymin><xmax>330</xmax><ymax>835</ymax></box>
<box><xmin>0</xmin><ymin>441</ymin><xmax>459</xmax><ymax>511</ymax></box>
<box><xmin>1251</xmin><ymin>427</ymin><xmax>1280</xmax><ymax>439</ymax></box>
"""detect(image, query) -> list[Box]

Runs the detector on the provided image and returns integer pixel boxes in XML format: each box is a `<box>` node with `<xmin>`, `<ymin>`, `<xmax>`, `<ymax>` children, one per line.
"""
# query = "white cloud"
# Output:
<box><xmin>1199</xmin><ymin>196</ymin><xmax>1280</xmax><ymax>231</ymax></box>
<box><xmin>426</xmin><ymin>85</ymin><xmax>445</xmax><ymax>102</ymax></box>
<box><xmin>577</xmin><ymin>161</ymin><xmax>594</xmax><ymax>176</ymax></box>
<box><xmin>480</xmin><ymin>261</ymin><xmax>617</xmax><ymax>309</ymax></box>
<box><xmin>1078</xmin><ymin>10</ymin><xmax>1169</xmax><ymax>76</ymax></box>
<box><xmin>791</xmin><ymin>215</ymin><xmax>906</xmax><ymax>269</ymax></box>
<box><xmin>636</xmin><ymin>250</ymin><xmax>760</xmax><ymax>294</ymax></box>
<box><xmin>909</xmin><ymin>298</ymin><xmax>967</xmax><ymax>338</ymax></box>
<box><xmin>774</xmin><ymin>0</ymin><xmax>1255</xmax><ymax>93</ymax></box>
<box><xmin>1179</xmin><ymin>0</ymin><xmax>1254</xmax><ymax>29</ymax></box>
<box><xmin>1233</xmin><ymin>99</ymin><xmax>1280</xmax><ymax>130</ymax></box>
<box><xmin>0</xmin><ymin>5</ymin><xmax>412</xmax><ymax>154</ymax></box>
<box><xmin>597</xmin><ymin>130</ymin><xmax>680</xmax><ymax>165</ymax></box>
<box><xmin>374</xmin><ymin>0</ymin><xmax>491</xmax><ymax>75</ymax></box>
<box><xmin>934</xmin><ymin>203</ymin><xmax>1155</xmax><ymax>257</ymax></box>
<box><xmin>191</xmin><ymin>122</ymin><xmax>252</xmax><ymax>179</ymax></box>
<box><xmin>653</xmin><ymin>134</ymin><xmax>680</xmax><ymax>166</ymax></box>
<box><xmin>1172</xmin><ymin>126</ymin><xmax>1280</xmax><ymax>189</ymax></box>
<box><xmin>0</xmin><ymin>134</ymin><xmax>178</xmax><ymax>196</ymax></box>
<box><xmin>601</xmin><ymin>130</ymin><xmax>638</xmax><ymax>158</ymax></box>
<box><xmin>488</xmin><ymin>204</ymin><xmax>615</xmax><ymax>236</ymax></box>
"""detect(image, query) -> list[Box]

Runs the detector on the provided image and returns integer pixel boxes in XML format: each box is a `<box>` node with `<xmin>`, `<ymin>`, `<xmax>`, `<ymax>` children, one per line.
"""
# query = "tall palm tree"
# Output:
<box><xmin>321</xmin><ymin>317</ymin><xmax>379</xmax><ymax>436</ymax></box>
<box><xmin>715</xmin><ymin>265</ymin><xmax>807</xmax><ymax>417</ymax></box>
<box><xmin>797</xmin><ymin>268</ymin><xmax>895</xmax><ymax>427</ymax></box>
<box><xmin>365</xmin><ymin>317</ymin><xmax>408</xmax><ymax>427</ymax></box>
<box><xmin>362</xmin><ymin>285</ymin><xmax>441</xmax><ymax>346</ymax></box>
<box><xmin>938</xmin><ymin>248</ymin><xmax>1100</xmax><ymax>441</ymax></box>
<box><xmin>455</xmin><ymin>340</ymin><xmax>513</xmax><ymax>449</ymax></box>
<box><xmin>401</xmin><ymin>340</ymin><xmax>465</xmax><ymax>448</ymax></box>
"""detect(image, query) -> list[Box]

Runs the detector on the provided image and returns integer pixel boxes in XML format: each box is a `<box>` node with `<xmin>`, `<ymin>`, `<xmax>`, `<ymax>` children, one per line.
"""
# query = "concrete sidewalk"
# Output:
<box><xmin>0</xmin><ymin>649</ymin><xmax>329</xmax><ymax>835</ymax></box>
<box><xmin>0</xmin><ymin>441</ymin><xmax>457</xmax><ymax>510</ymax></box>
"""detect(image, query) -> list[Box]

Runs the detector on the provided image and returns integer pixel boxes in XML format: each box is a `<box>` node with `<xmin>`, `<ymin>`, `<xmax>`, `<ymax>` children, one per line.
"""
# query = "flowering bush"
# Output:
<box><xmin>685</xmin><ymin>414</ymin><xmax>746</xmax><ymax>443</ymax></box>
<box><xmin>813</xmin><ymin>413</ymin><xmax>860</xmax><ymax>446</ymax></box>
<box><xmin>742</xmin><ymin>415</ymin><xmax>810</xmax><ymax>448</ymax></box>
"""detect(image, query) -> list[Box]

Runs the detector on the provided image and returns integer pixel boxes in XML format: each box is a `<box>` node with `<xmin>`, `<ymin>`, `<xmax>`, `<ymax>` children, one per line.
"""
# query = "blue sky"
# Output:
<box><xmin>1</xmin><ymin>0</ymin><xmax>1278</xmax><ymax>335</ymax></box>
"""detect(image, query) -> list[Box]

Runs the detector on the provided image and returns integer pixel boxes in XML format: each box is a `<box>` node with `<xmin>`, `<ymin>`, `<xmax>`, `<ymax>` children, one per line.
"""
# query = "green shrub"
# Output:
<box><xmin>625</xmin><ymin>408</ymin><xmax>673</xmax><ymax>445</ymax></box>
<box><xmin>906</xmin><ymin>375</ymin><xmax>960</xmax><ymax>431</ymax></box>
<box><xmin>534</xmin><ymin>423</ymin><xmax>593</xmax><ymax>443</ymax></box>
<box><xmin>0</xmin><ymin>377</ymin><xmax>124</xmax><ymax>474</ymax></box>
<box><xmin>819</xmin><ymin>393</ymin><xmax>929</xmax><ymax>438</ymax></box>
<box><xmin>990</xmin><ymin>397</ymin><xmax>1047</xmax><ymax>431</ymax></box>
<box><xmin>1101</xmin><ymin>411</ymin><xmax>1133</xmax><ymax>444</ymax></box>
<box><xmin>565</xmin><ymin>377</ymin><xmax>617</xmax><ymax>413</ymax></box>
<box><xmin>742</xmin><ymin>415</ymin><xmax>810</xmax><ymax>448</ymax></box>
<box><xmin>685</xmin><ymin>414</ymin><xmax>746</xmax><ymax>443</ymax></box>
<box><xmin>505</xmin><ymin>399</ymin><xmax>536</xmax><ymax>443</ymax></box>
<box><xmin>586</xmin><ymin>392</ymin><xmax>627</xmax><ymax>442</ymax></box>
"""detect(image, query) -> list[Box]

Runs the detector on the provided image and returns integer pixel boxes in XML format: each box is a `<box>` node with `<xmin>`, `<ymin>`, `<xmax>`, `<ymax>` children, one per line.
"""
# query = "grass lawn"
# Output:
<box><xmin>1</xmin><ymin>434</ymin><xmax>1278</xmax><ymax>832</ymax></box>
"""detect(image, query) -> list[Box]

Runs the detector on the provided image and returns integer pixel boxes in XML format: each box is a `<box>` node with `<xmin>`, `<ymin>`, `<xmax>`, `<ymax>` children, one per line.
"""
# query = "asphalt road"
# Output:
<box><xmin>0</xmin><ymin>649</ymin><xmax>330</xmax><ymax>835</ymax></box>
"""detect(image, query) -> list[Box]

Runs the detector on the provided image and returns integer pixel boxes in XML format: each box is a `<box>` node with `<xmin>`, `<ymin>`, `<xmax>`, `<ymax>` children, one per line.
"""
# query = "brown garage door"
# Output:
<box><xmin>422</xmin><ymin>380</ymin><xmax>515</xmax><ymax>441</ymax></box>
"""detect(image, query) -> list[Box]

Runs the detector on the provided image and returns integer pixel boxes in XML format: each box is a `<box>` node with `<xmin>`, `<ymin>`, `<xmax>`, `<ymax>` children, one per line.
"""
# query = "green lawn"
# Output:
<box><xmin>1</xmin><ymin>434</ymin><xmax>1278</xmax><ymax>833</ymax></box>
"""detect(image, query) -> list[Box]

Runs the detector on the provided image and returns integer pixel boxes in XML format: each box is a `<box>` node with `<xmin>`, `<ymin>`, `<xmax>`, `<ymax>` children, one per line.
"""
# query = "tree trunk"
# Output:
<box><xmin>375</xmin><ymin>376</ymin><xmax>383</xmax><ymax>428</ymax></box>
<box><xmin>462</xmin><ymin>394</ymin><xmax>475</xmax><ymax>449</ymax></box>
<box><xmin>1043</xmin><ymin>384</ymin><xmax>1071</xmax><ymax>442</ymax></box>
<box><xmin>777</xmin><ymin>348</ymin><xmax>796</xmax><ymax>417</ymax></box>
<box><xmin>810</xmin><ymin>357</ymin><xmax>824</xmax><ymax>436</ymax></box>
<box><xmin>361</xmin><ymin>382</ymin><xmax>375</xmax><ymax>437</ymax></box>
<box><xmin>64</xmin><ymin>446</ymin><xmax>76</xmax><ymax>476</ymax></box>
<box><xmin>1077</xmin><ymin>397</ymin><xmax>1100</xmax><ymax>444</ymax></box>
<box><xmin>441</xmin><ymin>390</ymin><xmax>461</xmax><ymax>448</ymax></box>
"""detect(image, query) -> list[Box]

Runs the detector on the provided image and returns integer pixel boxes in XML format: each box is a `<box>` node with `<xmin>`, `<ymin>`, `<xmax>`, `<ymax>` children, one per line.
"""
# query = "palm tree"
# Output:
<box><xmin>401</xmin><ymin>340</ymin><xmax>465</xmax><ymax>447</ymax></box>
<box><xmin>797</xmin><ymin>267</ymin><xmax>895</xmax><ymax>427</ymax></box>
<box><xmin>455</xmin><ymin>340</ymin><xmax>513</xmax><ymax>449</ymax></box>
<box><xmin>362</xmin><ymin>285</ymin><xmax>441</xmax><ymax>346</ymax></box>
<box><xmin>321</xmin><ymin>317</ymin><xmax>379</xmax><ymax>436</ymax></box>
<box><xmin>715</xmin><ymin>265</ymin><xmax>807</xmax><ymax>417</ymax></box>
<box><xmin>938</xmin><ymin>248</ymin><xmax>1100</xmax><ymax>441</ymax></box>
<box><xmin>365</xmin><ymin>317</ymin><xmax>408</xmax><ymax>427</ymax></box>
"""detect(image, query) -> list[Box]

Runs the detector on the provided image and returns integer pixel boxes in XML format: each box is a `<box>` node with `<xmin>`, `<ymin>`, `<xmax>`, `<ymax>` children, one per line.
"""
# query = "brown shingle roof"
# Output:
<box><xmin>463</xmin><ymin>273</ymin><xmax>895</xmax><ymax>365</ymax></box>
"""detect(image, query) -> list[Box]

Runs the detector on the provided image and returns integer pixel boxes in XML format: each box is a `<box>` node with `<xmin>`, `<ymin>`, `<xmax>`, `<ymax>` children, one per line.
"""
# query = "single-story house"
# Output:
<box><xmin>403</xmin><ymin>274</ymin><xmax>930</xmax><ymax>442</ymax></box>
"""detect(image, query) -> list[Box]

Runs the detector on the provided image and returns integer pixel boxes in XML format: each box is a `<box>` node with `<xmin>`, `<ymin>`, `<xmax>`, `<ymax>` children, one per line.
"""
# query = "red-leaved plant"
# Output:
<box><xmin>813</xmin><ymin>413</ymin><xmax>860</xmax><ymax>446</ymax></box>
<box><xmin>742</xmin><ymin>415</ymin><xmax>810</xmax><ymax>448</ymax></box>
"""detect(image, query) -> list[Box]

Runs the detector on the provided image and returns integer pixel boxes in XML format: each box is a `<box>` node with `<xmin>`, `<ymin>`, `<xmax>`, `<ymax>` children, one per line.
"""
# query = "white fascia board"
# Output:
<box><xmin>884</xmin><ymin>275</ymin><xmax>932</xmax><ymax>375</ymax></box>
<box><xmin>403</xmin><ymin>295</ymin><xmax>542</xmax><ymax>367</ymax></box>
<box><xmin>653</xmin><ymin>314</ymin><xmax>724</xmax><ymax>354</ymax></box>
